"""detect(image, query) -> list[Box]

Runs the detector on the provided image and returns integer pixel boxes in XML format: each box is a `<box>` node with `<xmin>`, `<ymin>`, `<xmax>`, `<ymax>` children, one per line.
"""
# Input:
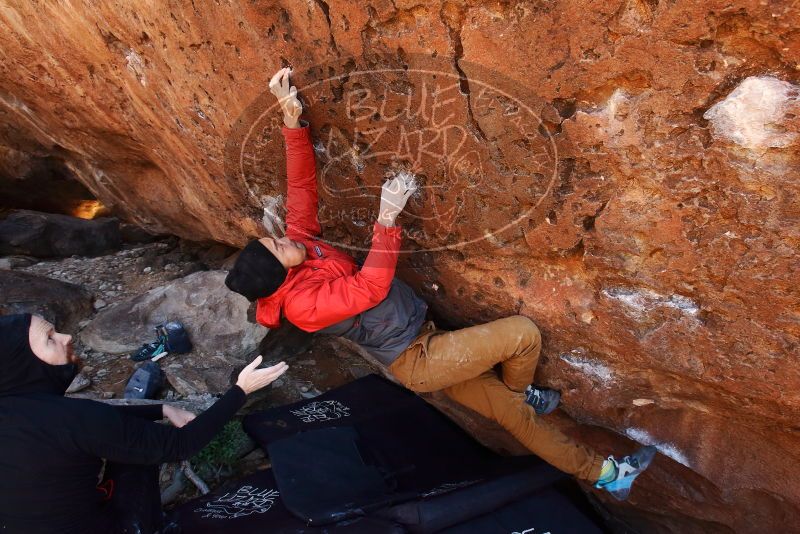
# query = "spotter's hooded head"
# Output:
<box><xmin>0</xmin><ymin>314</ymin><xmax>79</xmax><ymax>396</ymax></box>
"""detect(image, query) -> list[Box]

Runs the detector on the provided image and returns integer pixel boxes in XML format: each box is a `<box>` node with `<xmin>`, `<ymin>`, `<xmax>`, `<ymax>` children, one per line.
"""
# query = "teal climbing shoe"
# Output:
<box><xmin>595</xmin><ymin>445</ymin><xmax>657</xmax><ymax>501</ymax></box>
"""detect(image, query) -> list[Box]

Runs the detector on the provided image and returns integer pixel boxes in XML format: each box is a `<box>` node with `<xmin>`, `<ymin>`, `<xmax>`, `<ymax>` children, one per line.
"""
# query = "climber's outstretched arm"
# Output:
<box><xmin>269</xmin><ymin>67</ymin><xmax>320</xmax><ymax>240</ymax></box>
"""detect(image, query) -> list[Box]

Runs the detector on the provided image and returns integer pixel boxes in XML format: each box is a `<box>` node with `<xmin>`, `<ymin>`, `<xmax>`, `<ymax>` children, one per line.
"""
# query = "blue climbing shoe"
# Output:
<box><xmin>595</xmin><ymin>446</ymin><xmax>657</xmax><ymax>501</ymax></box>
<box><xmin>524</xmin><ymin>385</ymin><xmax>561</xmax><ymax>415</ymax></box>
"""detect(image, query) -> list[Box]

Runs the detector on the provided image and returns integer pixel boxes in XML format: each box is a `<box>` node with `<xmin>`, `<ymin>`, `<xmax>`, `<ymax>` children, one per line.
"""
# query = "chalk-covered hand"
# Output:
<box><xmin>162</xmin><ymin>405</ymin><xmax>196</xmax><ymax>428</ymax></box>
<box><xmin>269</xmin><ymin>67</ymin><xmax>302</xmax><ymax>128</ymax></box>
<box><xmin>236</xmin><ymin>355</ymin><xmax>289</xmax><ymax>395</ymax></box>
<box><xmin>378</xmin><ymin>174</ymin><xmax>417</xmax><ymax>227</ymax></box>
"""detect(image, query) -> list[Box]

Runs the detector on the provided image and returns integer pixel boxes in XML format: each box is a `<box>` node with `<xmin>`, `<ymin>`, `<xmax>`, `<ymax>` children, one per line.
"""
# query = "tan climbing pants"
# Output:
<box><xmin>388</xmin><ymin>315</ymin><xmax>605</xmax><ymax>482</ymax></box>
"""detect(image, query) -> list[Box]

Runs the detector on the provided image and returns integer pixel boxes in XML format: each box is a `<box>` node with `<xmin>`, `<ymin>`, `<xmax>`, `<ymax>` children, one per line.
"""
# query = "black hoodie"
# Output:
<box><xmin>0</xmin><ymin>314</ymin><xmax>246</xmax><ymax>533</ymax></box>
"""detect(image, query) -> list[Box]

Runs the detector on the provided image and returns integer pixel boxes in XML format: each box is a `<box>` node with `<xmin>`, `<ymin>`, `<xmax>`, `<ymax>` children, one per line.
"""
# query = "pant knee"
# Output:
<box><xmin>508</xmin><ymin>315</ymin><xmax>541</xmax><ymax>350</ymax></box>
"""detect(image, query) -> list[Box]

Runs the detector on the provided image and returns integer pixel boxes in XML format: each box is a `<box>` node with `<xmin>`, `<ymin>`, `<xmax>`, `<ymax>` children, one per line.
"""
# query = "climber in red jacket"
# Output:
<box><xmin>225</xmin><ymin>67</ymin><xmax>657</xmax><ymax>501</ymax></box>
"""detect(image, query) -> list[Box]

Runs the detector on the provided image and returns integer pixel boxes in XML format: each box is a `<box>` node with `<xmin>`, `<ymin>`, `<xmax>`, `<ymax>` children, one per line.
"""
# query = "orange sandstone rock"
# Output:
<box><xmin>0</xmin><ymin>2</ymin><xmax>798</xmax><ymax>532</ymax></box>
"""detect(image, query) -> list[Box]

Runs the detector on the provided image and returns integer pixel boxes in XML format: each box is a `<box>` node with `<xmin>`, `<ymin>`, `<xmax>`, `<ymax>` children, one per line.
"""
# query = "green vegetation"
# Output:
<box><xmin>190</xmin><ymin>419</ymin><xmax>251</xmax><ymax>479</ymax></box>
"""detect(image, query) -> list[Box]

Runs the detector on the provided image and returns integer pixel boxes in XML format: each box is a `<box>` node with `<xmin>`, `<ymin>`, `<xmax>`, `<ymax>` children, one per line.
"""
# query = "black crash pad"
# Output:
<box><xmin>441</xmin><ymin>485</ymin><xmax>604</xmax><ymax>534</ymax></box>
<box><xmin>166</xmin><ymin>469</ymin><xmax>402</xmax><ymax>534</ymax></box>
<box><xmin>244</xmin><ymin>375</ymin><xmax>558</xmax><ymax>527</ymax></box>
<box><xmin>167</xmin><ymin>468</ymin><xmax>604</xmax><ymax>534</ymax></box>
<box><xmin>172</xmin><ymin>375</ymin><xmax>606</xmax><ymax>533</ymax></box>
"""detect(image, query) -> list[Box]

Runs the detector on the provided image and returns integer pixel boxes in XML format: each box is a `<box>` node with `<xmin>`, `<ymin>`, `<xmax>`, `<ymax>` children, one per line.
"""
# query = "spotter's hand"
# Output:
<box><xmin>269</xmin><ymin>67</ymin><xmax>303</xmax><ymax>127</ymax></box>
<box><xmin>162</xmin><ymin>405</ymin><xmax>196</xmax><ymax>428</ymax></box>
<box><xmin>236</xmin><ymin>355</ymin><xmax>289</xmax><ymax>395</ymax></box>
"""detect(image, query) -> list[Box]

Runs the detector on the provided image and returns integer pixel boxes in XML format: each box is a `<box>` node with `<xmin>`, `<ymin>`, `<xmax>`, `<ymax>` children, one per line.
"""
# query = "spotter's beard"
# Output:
<box><xmin>66</xmin><ymin>342</ymin><xmax>83</xmax><ymax>372</ymax></box>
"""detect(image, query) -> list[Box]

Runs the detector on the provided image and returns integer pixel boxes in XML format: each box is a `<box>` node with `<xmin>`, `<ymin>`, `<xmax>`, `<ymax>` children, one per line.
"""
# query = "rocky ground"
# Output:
<box><xmin>6</xmin><ymin>233</ymin><xmax>381</xmax><ymax>505</ymax></box>
<box><xmin>20</xmin><ymin>239</ymin><xmax>218</xmax><ymax>397</ymax></box>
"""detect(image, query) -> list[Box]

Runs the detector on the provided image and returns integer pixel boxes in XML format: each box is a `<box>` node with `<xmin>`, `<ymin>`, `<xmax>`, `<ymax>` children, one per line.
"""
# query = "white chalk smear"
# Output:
<box><xmin>350</xmin><ymin>152</ymin><xmax>366</xmax><ymax>173</ymax></box>
<box><xmin>703</xmin><ymin>76</ymin><xmax>799</xmax><ymax>151</ymax></box>
<box><xmin>663</xmin><ymin>294</ymin><xmax>700</xmax><ymax>315</ymax></box>
<box><xmin>603</xmin><ymin>287</ymin><xmax>699</xmax><ymax>318</ymax></box>
<box><xmin>625</xmin><ymin>427</ymin><xmax>691</xmax><ymax>468</ymax></box>
<box><xmin>560</xmin><ymin>352</ymin><xmax>615</xmax><ymax>383</ymax></box>
<box><xmin>125</xmin><ymin>50</ymin><xmax>147</xmax><ymax>86</ymax></box>
<box><xmin>261</xmin><ymin>194</ymin><xmax>285</xmax><ymax>237</ymax></box>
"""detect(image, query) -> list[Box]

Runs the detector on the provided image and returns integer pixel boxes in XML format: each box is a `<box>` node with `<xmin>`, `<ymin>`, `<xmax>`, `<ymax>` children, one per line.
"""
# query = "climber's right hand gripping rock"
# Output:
<box><xmin>378</xmin><ymin>174</ymin><xmax>417</xmax><ymax>227</ymax></box>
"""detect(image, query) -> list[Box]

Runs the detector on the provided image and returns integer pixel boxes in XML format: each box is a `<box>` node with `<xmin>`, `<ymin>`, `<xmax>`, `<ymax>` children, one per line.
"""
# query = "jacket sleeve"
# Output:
<box><xmin>71</xmin><ymin>386</ymin><xmax>246</xmax><ymax>465</ymax></box>
<box><xmin>284</xmin><ymin>222</ymin><xmax>402</xmax><ymax>331</ymax></box>
<box><xmin>283</xmin><ymin>119</ymin><xmax>321</xmax><ymax>240</ymax></box>
<box><xmin>113</xmin><ymin>404</ymin><xmax>164</xmax><ymax>421</ymax></box>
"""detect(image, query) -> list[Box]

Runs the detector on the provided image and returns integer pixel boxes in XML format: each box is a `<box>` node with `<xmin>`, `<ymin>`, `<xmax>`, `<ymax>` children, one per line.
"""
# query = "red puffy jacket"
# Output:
<box><xmin>255</xmin><ymin>121</ymin><xmax>401</xmax><ymax>332</ymax></box>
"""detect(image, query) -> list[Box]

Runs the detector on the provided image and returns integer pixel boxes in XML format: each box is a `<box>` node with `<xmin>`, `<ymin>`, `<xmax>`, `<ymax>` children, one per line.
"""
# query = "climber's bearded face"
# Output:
<box><xmin>28</xmin><ymin>315</ymin><xmax>80</xmax><ymax>367</ymax></box>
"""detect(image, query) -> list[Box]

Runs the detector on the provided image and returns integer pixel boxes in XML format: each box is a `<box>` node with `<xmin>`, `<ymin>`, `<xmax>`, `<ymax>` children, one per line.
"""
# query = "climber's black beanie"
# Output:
<box><xmin>225</xmin><ymin>240</ymin><xmax>287</xmax><ymax>302</ymax></box>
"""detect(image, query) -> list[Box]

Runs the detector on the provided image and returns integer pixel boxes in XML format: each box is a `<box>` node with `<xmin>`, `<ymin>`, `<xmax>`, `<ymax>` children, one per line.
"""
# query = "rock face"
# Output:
<box><xmin>1</xmin><ymin>2</ymin><xmax>798</xmax><ymax>532</ymax></box>
<box><xmin>81</xmin><ymin>270</ymin><xmax>268</xmax><ymax>395</ymax></box>
<box><xmin>0</xmin><ymin>210</ymin><xmax>121</xmax><ymax>258</ymax></box>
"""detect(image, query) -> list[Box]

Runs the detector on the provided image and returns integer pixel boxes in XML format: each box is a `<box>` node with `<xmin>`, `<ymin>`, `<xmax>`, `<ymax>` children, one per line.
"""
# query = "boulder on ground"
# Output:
<box><xmin>0</xmin><ymin>210</ymin><xmax>121</xmax><ymax>258</ymax></box>
<box><xmin>119</xmin><ymin>222</ymin><xmax>162</xmax><ymax>244</ymax></box>
<box><xmin>0</xmin><ymin>270</ymin><xmax>93</xmax><ymax>332</ymax></box>
<box><xmin>0</xmin><ymin>256</ymin><xmax>38</xmax><ymax>269</ymax></box>
<box><xmin>81</xmin><ymin>270</ymin><xmax>268</xmax><ymax>394</ymax></box>
<box><xmin>162</xmin><ymin>355</ymin><xmax>244</xmax><ymax>396</ymax></box>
